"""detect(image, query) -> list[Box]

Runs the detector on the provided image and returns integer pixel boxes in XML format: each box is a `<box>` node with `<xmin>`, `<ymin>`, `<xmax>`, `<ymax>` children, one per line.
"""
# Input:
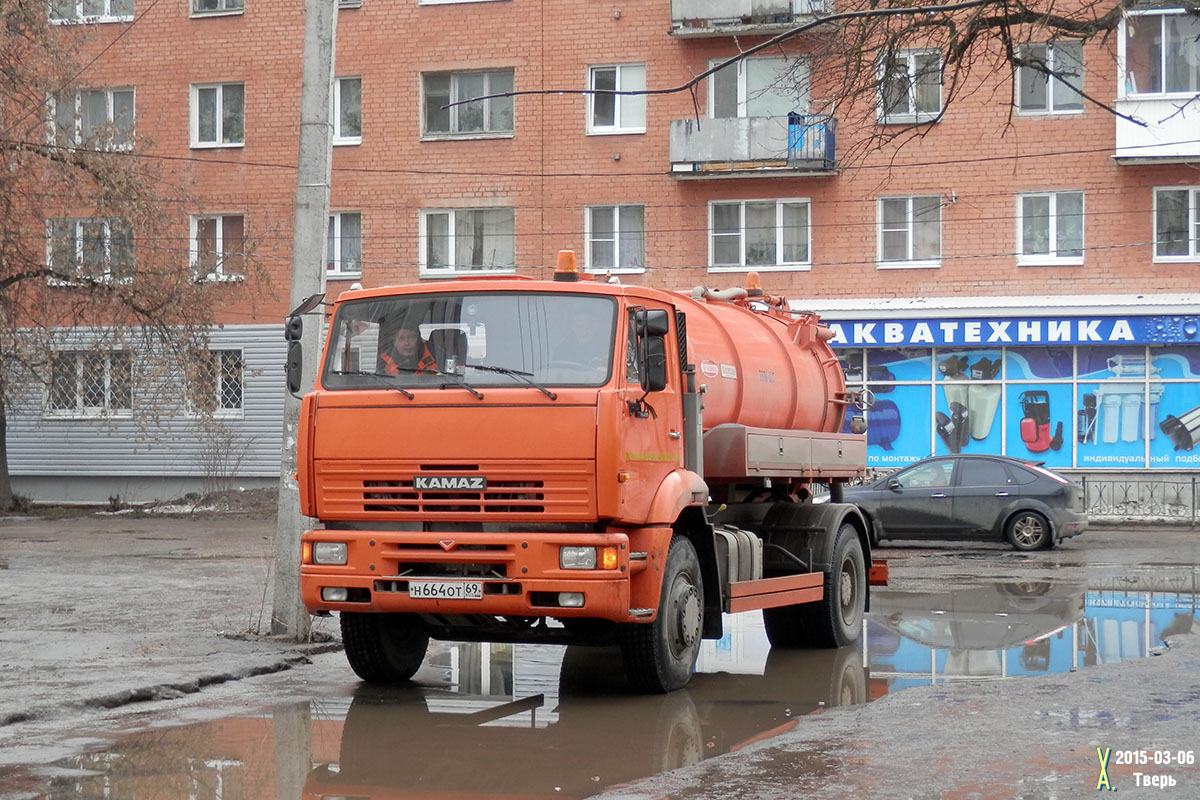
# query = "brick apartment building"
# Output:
<box><xmin>9</xmin><ymin>0</ymin><xmax>1200</xmax><ymax>507</ymax></box>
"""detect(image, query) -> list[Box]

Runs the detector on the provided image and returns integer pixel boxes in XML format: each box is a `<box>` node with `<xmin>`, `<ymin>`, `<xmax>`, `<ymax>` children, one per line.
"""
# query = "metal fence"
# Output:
<box><xmin>1079</xmin><ymin>476</ymin><xmax>1200</xmax><ymax>525</ymax></box>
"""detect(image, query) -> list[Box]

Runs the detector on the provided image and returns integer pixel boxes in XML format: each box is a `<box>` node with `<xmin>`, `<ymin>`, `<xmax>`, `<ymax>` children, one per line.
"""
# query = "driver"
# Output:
<box><xmin>379</xmin><ymin>319</ymin><xmax>437</xmax><ymax>375</ymax></box>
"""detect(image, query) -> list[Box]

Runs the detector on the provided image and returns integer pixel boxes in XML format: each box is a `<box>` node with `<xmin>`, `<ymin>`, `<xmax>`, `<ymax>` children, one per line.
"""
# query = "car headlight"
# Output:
<box><xmin>312</xmin><ymin>541</ymin><xmax>348</xmax><ymax>565</ymax></box>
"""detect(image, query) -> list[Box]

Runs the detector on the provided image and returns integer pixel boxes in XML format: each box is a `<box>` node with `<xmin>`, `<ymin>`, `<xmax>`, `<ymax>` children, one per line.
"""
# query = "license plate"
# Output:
<box><xmin>408</xmin><ymin>580</ymin><xmax>484</xmax><ymax>600</ymax></box>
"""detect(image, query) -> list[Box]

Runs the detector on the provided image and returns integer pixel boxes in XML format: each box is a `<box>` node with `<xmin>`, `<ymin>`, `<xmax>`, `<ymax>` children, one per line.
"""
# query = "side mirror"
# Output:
<box><xmin>286</xmin><ymin>340</ymin><xmax>304</xmax><ymax>396</ymax></box>
<box><xmin>636</xmin><ymin>308</ymin><xmax>670</xmax><ymax>337</ymax></box>
<box><xmin>887</xmin><ymin>477</ymin><xmax>901</xmax><ymax>491</ymax></box>
<box><xmin>639</xmin><ymin>336</ymin><xmax>667</xmax><ymax>393</ymax></box>
<box><xmin>285</xmin><ymin>314</ymin><xmax>303</xmax><ymax>342</ymax></box>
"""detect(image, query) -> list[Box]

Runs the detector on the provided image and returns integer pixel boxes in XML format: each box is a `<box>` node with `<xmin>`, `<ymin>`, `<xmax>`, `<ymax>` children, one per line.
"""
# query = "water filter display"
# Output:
<box><xmin>1160</xmin><ymin>403</ymin><xmax>1200</xmax><ymax>451</ymax></box>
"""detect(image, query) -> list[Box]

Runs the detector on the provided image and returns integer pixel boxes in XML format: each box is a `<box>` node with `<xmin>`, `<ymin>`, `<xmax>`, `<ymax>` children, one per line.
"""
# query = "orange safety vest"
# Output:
<box><xmin>381</xmin><ymin>345</ymin><xmax>438</xmax><ymax>376</ymax></box>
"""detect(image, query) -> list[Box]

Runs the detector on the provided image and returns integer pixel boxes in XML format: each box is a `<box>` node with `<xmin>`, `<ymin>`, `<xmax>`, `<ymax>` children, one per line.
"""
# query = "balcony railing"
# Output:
<box><xmin>670</xmin><ymin>0</ymin><xmax>828</xmax><ymax>36</ymax></box>
<box><xmin>669</xmin><ymin>114</ymin><xmax>836</xmax><ymax>176</ymax></box>
<box><xmin>1113</xmin><ymin>97</ymin><xmax>1200</xmax><ymax>163</ymax></box>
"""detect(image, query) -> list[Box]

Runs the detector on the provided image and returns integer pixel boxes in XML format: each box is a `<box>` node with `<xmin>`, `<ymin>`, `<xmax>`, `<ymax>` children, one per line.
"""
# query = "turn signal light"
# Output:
<box><xmin>599</xmin><ymin>546</ymin><xmax>618</xmax><ymax>570</ymax></box>
<box><xmin>301</xmin><ymin>541</ymin><xmax>312</xmax><ymax>564</ymax></box>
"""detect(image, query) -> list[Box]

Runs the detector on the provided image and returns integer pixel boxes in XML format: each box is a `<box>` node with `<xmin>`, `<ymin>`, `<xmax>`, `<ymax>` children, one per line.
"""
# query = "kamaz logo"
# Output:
<box><xmin>413</xmin><ymin>475</ymin><xmax>487</xmax><ymax>491</ymax></box>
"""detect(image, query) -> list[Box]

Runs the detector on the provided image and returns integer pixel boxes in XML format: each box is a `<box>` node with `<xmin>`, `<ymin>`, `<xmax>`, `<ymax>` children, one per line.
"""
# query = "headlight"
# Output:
<box><xmin>560</xmin><ymin>546</ymin><xmax>597</xmax><ymax>570</ymax></box>
<box><xmin>312</xmin><ymin>541</ymin><xmax>348</xmax><ymax>565</ymax></box>
<box><xmin>560</xmin><ymin>545</ymin><xmax>618</xmax><ymax>570</ymax></box>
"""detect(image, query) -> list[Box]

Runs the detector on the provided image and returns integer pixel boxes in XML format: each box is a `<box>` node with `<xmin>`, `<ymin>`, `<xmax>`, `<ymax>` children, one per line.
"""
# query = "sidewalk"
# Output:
<box><xmin>0</xmin><ymin>512</ymin><xmax>335</xmax><ymax>766</ymax></box>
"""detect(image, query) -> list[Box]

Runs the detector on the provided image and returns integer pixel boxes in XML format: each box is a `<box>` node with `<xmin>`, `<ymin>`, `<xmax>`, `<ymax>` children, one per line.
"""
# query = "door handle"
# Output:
<box><xmin>668</xmin><ymin>430</ymin><xmax>681</xmax><ymax>439</ymax></box>
<box><xmin>994</xmin><ymin>492</ymin><xmax>1009</xmax><ymax>497</ymax></box>
<box><xmin>930</xmin><ymin>493</ymin><xmax>946</xmax><ymax>498</ymax></box>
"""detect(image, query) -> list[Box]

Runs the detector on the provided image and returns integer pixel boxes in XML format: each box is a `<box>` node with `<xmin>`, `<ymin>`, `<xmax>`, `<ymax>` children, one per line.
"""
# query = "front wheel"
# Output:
<box><xmin>763</xmin><ymin>522</ymin><xmax>865</xmax><ymax>649</ymax></box>
<box><xmin>1006</xmin><ymin>511</ymin><xmax>1051</xmax><ymax>551</ymax></box>
<box><xmin>341</xmin><ymin>612</ymin><xmax>430</xmax><ymax>683</ymax></box>
<box><xmin>620</xmin><ymin>536</ymin><xmax>704</xmax><ymax>693</ymax></box>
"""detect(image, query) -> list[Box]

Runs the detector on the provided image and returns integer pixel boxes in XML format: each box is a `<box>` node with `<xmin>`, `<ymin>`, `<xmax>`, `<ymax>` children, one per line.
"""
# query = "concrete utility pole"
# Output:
<box><xmin>272</xmin><ymin>0</ymin><xmax>338</xmax><ymax>638</ymax></box>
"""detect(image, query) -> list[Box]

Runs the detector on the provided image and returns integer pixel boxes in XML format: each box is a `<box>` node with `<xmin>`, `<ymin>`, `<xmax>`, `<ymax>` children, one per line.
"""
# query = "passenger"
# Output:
<box><xmin>379</xmin><ymin>321</ymin><xmax>437</xmax><ymax>375</ymax></box>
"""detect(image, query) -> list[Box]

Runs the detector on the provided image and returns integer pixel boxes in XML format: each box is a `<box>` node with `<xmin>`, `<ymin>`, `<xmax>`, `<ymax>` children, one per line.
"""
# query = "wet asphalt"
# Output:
<box><xmin>0</xmin><ymin>513</ymin><xmax>1197</xmax><ymax>798</ymax></box>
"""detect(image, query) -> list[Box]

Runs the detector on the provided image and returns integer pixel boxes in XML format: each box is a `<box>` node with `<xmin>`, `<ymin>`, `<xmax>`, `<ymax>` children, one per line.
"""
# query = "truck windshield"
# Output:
<box><xmin>322</xmin><ymin>292</ymin><xmax>618</xmax><ymax>390</ymax></box>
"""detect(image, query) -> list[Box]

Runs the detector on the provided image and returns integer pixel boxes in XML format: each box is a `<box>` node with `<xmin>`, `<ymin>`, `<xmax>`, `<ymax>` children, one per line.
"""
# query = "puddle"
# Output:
<box><xmin>18</xmin><ymin>579</ymin><xmax>1200</xmax><ymax>799</ymax></box>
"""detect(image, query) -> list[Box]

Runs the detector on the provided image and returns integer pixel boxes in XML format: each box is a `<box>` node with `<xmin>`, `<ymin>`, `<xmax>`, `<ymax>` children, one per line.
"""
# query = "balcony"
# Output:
<box><xmin>1113</xmin><ymin>97</ymin><xmax>1200</xmax><ymax>164</ymax></box>
<box><xmin>669</xmin><ymin>114</ymin><xmax>836</xmax><ymax>178</ymax></box>
<box><xmin>670</xmin><ymin>0</ymin><xmax>828</xmax><ymax>37</ymax></box>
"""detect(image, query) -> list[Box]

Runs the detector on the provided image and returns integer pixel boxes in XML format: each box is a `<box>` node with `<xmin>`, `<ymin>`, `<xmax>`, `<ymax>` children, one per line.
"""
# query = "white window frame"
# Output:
<box><xmin>334</xmin><ymin>77</ymin><xmax>362</xmax><ymax>145</ymax></box>
<box><xmin>876</xmin><ymin>196</ymin><xmax>942</xmax><ymax>269</ymax></box>
<box><xmin>707</xmin><ymin>199</ymin><xmax>812</xmax><ymax>272</ymax></box>
<box><xmin>421</xmin><ymin>70</ymin><xmax>515</xmax><ymax>138</ymax></box>
<box><xmin>190</xmin><ymin>0</ymin><xmax>244</xmax><ymax>17</ymax></box>
<box><xmin>45</xmin><ymin>350</ymin><xmax>133</xmax><ymax>419</ymax></box>
<box><xmin>50</xmin><ymin>87</ymin><xmax>135</xmax><ymax>149</ymax></box>
<box><xmin>1120</xmin><ymin>10</ymin><xmax>1200</xmax><ymax>98</ymax></box>
<box><xmin>707</xmin><ymin>56</ymin><xmax>808</xmax><ymax>119</ymax></box>
<box><xmin>45</xmin><ymin>218</ymin><xmax>134</xmax><ymax>285</ymax></box>
<box><xmin>1016</xmin><ymin>42</ymin><xmax>1084</xmax><ymax>115</ymax></box>
<box><xmin>584</xmin><ymin>205</ymin><xmax>646</xmax><ymax>273</ymax></box>
<box><xmin>419</xmin><ymin>207</ymin><xmax>516</xmax><ymax>277</ymax></box>
<box><xmin>190</xmin><ymin>83</ymin><xmax>245</xmax><ymax>148</ymax></box>
<box><xmin>878</xmin><ymin>49</ymin><xmax>942</xmax><ymax>124</ymax></box>
<box><xmin>1153</xmin><ymin>187</ymin><xmax>1200</xmax><ymax>262</ymax></box>
<box><xmin>49</xmin><ymin>0</ymin><xmax>133</xmax><ymax>24</ymax></box>
<box><xmin>328</xmin><ymin>211</ymin><xmax>363</xmax><ymax>278</ymax></box>
<box><xmin>190</xmin><ymin>349</ymin><xmax>245</xmax><ymax>418</ymax></box>
<box><xmin>190</xmin><ymin>214</ymin><xmax>246</xmax><ymax>282</ymax></box>
<box><xmin>587</xmin><ymin>64</ymin><xmax>646</xmax><ymax>135</ymax></box>
<box><xmin>1016</xmin><ymin>191</ymin><xmax>1084</xmax><ymax>266</ymax></box>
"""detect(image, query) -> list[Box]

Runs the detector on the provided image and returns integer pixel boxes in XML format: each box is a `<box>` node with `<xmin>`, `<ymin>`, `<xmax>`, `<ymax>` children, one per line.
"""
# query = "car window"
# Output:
<box><xmin>894</xmin><ymin>460</ymin><xmax>954</xmax><ymax>488</ymax></box>
<box><xmin>1008</xmin><ymin>465</ymin><xmax>1040</xmax><ymax>485</ymax></box>
<box><xmin>958</xmin><ymin>459</ymin><xmax>1013</xmax><ymax>487</ymax></box>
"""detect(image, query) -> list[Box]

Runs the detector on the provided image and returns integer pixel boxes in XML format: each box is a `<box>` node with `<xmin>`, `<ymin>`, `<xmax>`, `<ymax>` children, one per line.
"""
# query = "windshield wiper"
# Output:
<box><xmin>467</xmin><ymin>364</ymin><xmax>557</xmax><ymax>400</ymax></box>
<box><xmin>438</xmin><ymin>370</ymin><xmax>484</xmax><ymax>400</ymax></box>
<box><xmin>328</xmin><ymin>370</ymin><xmax>414</xmax><ymax>399</ymax></box>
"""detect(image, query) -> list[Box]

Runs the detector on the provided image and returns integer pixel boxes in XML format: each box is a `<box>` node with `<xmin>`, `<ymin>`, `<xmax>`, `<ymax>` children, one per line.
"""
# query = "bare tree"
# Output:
<box><xmin>0</xmin><ymin>2</ymin><xmax>258</xmax><ymax>508</ymax></box>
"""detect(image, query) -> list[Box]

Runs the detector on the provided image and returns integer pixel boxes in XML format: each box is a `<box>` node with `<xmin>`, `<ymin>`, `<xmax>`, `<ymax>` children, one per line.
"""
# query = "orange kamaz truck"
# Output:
<box><xmin>290</xmin><ymin>252</ymin><xmax>879</xmax><ymax>692</ymax></box>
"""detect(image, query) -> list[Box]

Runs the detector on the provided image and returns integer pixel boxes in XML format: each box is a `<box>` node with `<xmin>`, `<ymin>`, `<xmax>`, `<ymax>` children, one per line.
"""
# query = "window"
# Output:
<box><xmin>49</xmin><ymin>0</ymin><xmax>133</xmax><ymax>23</ymax></box>
<box><xmin>709</xmin><ymin>200</ymin><xmax>810</xmax><ymax>270</ymax></box>
<box><xmin>48</xmin><ymin>351</ymin><xmax>132</xmax><ymax>416</ymax></box>
<box><xmin>588</xmin><ymin>64</ymin><xmax>646</xmax><ymax>134</ymax></box>
<box><xmin>894</xmin><ymin>459</ymin><xmax>954</xmax><ymax>488</ymax></box>
<box><xmin>877</xmin><ymin>196</ymin><xmax>941</xmax><ymax>268</ymax></box>
<box><xmin>191</xmin><ymin>83</ymin><xmax>245</xmax><ymax>147</ymax></box>
<box><xmin>420</xmin><ymin>208</ymin><xmax>515</xmax><ymax>275</ymax></box>
<box><xmin>1017</xmin><ymin>191</ymin><xmax>1083</xmax><ymax>265</ymax></box>
<box><xmin>879</xmin><ymin>50</ymin><xmax>941</xmax><ymax>123</ymax></box>
<box><xmin>52</xmin><ymin>88</ymin><xmax>135</xmax><ymax>149</ymax></box>
<box><xmin>334</xmin><ymin>77</ymin><xmax>362</xmax><ymax>143</ymax></box>
<box><xmin>709</xmin><ymin>57</ymin><xmax>807</xmax><ymax>118</ymax></box>
<box><xmin>422</xmin><ymin>70</ymin><xmax>514</xmax><ymax>136</ymax></box>
<box><xmin>328</xmin><ymin>212</ymin><xmax>362</xmax><ymax>277</ymax></box>
<box><xmin>193</xmin><ymin>350</ymin><xmax>244</xmax><ymax>415</ymax></box>
<box><xmin>1123</xmin><ymin>12</ymin><xmax>1200</xmax><ymax>96</ymax></box>
<box><xmin>959</xmin><ymin>458</ymin><xmax>1014</xmax><ymax>487</ymax></box>
<box><xmin>1017</xmin><ymin>42</ymin><xmax>1083</xmax><ymax>113</ymax></box>
<box><xmin>1154</xmin><ymin>187</ymin><xmax>1200</xmax><ymax>261</ymax></box>
<box><xmin>47</xmin><ymin>218</ymin><xmax>133</xmax><ymax>284</ymax></box>
<box><xmin>192</xmin><ymin>0</ymin><xmax>243</xmax><ymax>14</ymax></box>
<box><xmin>586</xmin><ymin>206</ymin><xmax>644</xmax><ymax>272</ymax></box>
<box><xmin>191</xmin><ymin>214</ymin><xmax>245</xmax><ymax>281</ymax></box>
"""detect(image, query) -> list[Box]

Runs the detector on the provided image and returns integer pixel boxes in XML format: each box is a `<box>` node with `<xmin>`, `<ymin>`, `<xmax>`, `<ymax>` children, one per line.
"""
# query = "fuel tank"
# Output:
<box><xmin>676</xmin><ymin>293</ymin><xmax>846</xmax><ymax>434</ymax></box>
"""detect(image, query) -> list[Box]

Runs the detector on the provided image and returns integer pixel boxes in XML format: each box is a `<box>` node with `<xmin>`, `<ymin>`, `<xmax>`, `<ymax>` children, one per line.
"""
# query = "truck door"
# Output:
<box><xmin>615</xmin><ymin>305</ymin><xmax>685</xmax><ymax>521</ymax></box>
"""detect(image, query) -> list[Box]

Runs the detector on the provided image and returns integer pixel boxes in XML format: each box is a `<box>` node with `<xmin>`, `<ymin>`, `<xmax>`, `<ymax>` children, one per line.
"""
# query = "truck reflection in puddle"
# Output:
<box><xmin>304</xmin><ymin>636</ymin><xmax>859</xmax><ymax>799</ymax></box>
<box><xmin>31</xmin><ymin>580</ymin><xmax>1198</xmax><ymax>799</ymax></box>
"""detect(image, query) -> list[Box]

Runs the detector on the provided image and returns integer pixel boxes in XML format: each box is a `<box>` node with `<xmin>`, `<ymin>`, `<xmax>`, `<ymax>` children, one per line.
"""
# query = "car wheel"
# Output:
<box><xmin>1006</xmin><ymin>511</ymin><xmax>1051</xmax><ymax>551</ymax></box>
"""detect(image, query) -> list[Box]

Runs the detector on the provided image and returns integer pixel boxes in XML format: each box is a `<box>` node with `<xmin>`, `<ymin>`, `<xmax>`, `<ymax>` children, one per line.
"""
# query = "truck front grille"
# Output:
<box><xmin>316</xmin><ymin>460</ymin><xmax>594</xmax><ymax>520</ymax></box>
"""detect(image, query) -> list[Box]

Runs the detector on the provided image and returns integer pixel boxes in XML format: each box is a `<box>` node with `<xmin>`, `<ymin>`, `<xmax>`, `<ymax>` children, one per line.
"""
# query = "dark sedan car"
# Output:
<box><xmin>843</xmin><ymin>454</ymin><xmax>1087</xmax><ymax>551</ymax></box>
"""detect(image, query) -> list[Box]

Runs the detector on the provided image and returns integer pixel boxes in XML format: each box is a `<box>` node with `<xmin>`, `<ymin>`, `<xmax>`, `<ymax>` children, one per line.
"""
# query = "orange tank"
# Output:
<box><xmin>676</xmin><ymin>291</ymin><xmax>846</xmax><ymax>434</ymax></box>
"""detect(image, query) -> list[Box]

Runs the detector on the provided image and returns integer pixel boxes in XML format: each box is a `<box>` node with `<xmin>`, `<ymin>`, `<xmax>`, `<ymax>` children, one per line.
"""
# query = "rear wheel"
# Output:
<box><xmin>341</xmin><ymin>612</ymin><xmax>430</xmax><ymax>682</ymax></box>
<box><xmin>1006</xmin><ymin>510</ymin><xmax>1051</xmax><ymax>551</ymax></box>
<box><xmin>621</xmin><ymin>536</ymin><xmax>704</xmax><ymax>693</ymax></box>
<box><xmin>763</xmin><ymin>522</ymin><xmax>865</xmax><ymax>649</ymax></box>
